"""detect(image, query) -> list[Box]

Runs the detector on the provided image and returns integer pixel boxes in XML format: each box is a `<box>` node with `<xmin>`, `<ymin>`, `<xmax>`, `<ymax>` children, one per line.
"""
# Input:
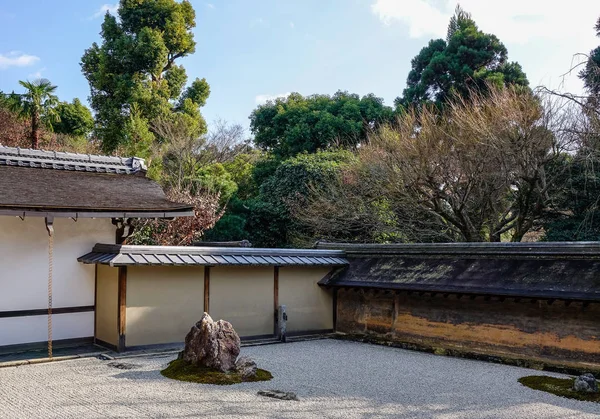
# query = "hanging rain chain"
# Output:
<box><xmin>47</xmin><ymin>226</ymin><xmax>54</xmax><ymax>359</ymax></box>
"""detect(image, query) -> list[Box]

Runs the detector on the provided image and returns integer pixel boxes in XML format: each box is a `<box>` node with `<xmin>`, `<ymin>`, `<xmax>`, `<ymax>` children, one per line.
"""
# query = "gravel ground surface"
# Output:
<box><xmin>0</xmin><ymin>339</ymin><xmax>599</xmax><ymax>418</ymax></box>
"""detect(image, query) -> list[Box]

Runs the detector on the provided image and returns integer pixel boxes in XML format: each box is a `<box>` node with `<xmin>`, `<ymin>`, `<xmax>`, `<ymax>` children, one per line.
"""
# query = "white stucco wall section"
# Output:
<box><xmin>0</xmin><ymin>313</ymin><xmax>94</xmax><ymax>346</ymax></box>
<box><xmin>0</xmin><ymin>216</ymin><xmax>114</xmax><ymax>346</ymax></box>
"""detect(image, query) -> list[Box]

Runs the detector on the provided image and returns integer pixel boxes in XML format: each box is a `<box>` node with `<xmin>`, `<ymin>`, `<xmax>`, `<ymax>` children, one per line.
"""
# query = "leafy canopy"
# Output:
<box><xmin>250</xmin><ymin>91</ymin><xmax>394</xmax><ymax>159</ymax></box>
<box><xmin>397</xmin><ymin>6</ymin><xmax>528</xmax><ymax>109</ymax></box>
<box><xmin>81</xmin><ymin>0</ymin><xmax>210</xmax><ymax>153</ymax></box>
<box><xmin>52</xmin><ymin>98</ymin><xmax>94</xmax><ymax>137</ymax></box>
<box><xmin>580</xmin><ymin>17</ymin><xmax>600</xmax><ymax>98</ymax></box>
<box><xmin>9</xmin><ymin>79</ymin><xmax>60</xmax><ymax>149</ymax></box>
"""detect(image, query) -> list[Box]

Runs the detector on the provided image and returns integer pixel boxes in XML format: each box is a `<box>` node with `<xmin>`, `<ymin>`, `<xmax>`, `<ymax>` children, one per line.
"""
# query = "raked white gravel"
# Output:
<box><xmin>0</xmin><ymin>339</ymin><xmax>599</xmax><ymax>418</ymax></box>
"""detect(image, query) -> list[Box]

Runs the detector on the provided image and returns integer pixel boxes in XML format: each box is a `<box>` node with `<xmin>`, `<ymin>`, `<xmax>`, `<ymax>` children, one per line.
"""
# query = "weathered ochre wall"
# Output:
<box><xmin>125</xmin><ymin>266</ymin><xmax>205</xmax><ymax>347</ymax></box>
<box><xmin>337</xmin><ymin>289</ymin><xmax>600</xmax><ymax>367</ymax></box>
<box><xmin>95</xmin><ymin>265</ymin><xmax>118</xmax><ymax>346</ymax></box>
<box><xmin>279</xmin><ymin>267</ymin><xmax>333</xmax><ymax>333</ymax></box>
<box><xmin>210</xmin><ymin>266</ymin><xmax>274</xmax><ymax>337</ymax></box>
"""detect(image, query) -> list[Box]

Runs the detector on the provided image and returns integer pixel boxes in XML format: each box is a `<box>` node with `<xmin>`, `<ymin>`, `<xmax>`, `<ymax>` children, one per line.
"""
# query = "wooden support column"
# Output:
<box><xmin>117</xmin><ymin>266</ymin><xmax>127</xmax><ymax>352</ymax></box>
<box><xmin>204</xmin><ymin>266</ymin><xmax>210</xmax><ymax>313</ymax></box>
<box><xmin>332</xmin><ymin>288</ymin><xmax>338</xmax><ymax>332</ymax></box>
<box><xmin>93</xmin><ymin>265</ymin><xmax>98</xmax><ymax>345</ymax></box>
<box><xmin>274</xmin><ymin>266</ymin><xmax>279</xmax><ymax>336</ymax></box>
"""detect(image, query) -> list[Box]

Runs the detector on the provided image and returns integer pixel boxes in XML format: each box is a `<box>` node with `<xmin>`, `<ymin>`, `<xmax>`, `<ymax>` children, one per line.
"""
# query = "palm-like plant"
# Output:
<box><xmin>10</xmin><ymin>79</ymin><xmax>60</xmax><ymax>149</ymax></box>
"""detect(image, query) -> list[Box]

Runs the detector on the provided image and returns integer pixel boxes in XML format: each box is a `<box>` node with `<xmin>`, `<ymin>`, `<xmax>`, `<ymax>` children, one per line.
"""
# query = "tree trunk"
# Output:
<box><xmin>31</xmin><ymin>111</ymin><xmax>39</xmax><ymax>149</ymax></box>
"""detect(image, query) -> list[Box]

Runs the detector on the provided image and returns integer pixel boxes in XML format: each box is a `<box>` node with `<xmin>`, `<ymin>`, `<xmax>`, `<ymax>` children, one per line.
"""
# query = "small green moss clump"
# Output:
<box><xmin>519</xmin><ymin>376</ymin><xmax>600</xmax><ymax>403</ymax></box>
<box><xmin>161</xmin><ymin>359</ymin><xmax>273</xmax><ymax>385</ymax></box>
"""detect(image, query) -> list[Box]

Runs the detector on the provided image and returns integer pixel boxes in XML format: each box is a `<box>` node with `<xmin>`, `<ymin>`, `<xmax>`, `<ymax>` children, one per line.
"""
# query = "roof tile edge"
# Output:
<box><xmin>0</xmin><ymin>145</ymin><xmax>147</xmax><ymax>173</ymax></box>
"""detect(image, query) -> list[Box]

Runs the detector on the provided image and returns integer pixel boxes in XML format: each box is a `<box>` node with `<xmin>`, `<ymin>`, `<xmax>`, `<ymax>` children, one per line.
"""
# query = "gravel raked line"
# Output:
<box><xmin>0</xmin><ymin>339</ymin><xmax>599</xmax><ymax>418</ymax></box>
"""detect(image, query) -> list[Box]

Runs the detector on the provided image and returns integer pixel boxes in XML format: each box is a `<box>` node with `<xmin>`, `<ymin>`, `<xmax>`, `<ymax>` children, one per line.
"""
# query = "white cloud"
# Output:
<box><xmin>370</xmin><ymin>0</ymin><xmax>600</xmax><ymax>93</ymax></box>
<box><xmin>91</xmin><ymin>3</ymin><xmax>118</xmax><ymax>19</ymax></box>
<box><xmin>205</xmin><ymin>3</ymin><xmax>215</xmax><ymax>9</ymax></box>
<box><xmin>255</xmin><ymin>92</ymin><xmax>291</xmax><ymax>105</ymax></box>
<box><xmin>28</xmin><ymin>67</ymin><xmax>46</xmax><ymax>79</ymax></box>
<box><xmin>370</xmin><ymin>0</ymin><xmax>599</xmax><ymax>44</ymax></box>
<box><xmin>290</xmin><ymin>21</ymin><xmax>295</xmax><ymax>29</ymax></box>
<box><xmin>0</xmin><ymin>52</ymin><xmax>40</xmax><ymax>70</ymax></box>
<box><xmin>371</xmin><ymin>0</ymin><xmax>449</xmax><ymax>38</ymax></box>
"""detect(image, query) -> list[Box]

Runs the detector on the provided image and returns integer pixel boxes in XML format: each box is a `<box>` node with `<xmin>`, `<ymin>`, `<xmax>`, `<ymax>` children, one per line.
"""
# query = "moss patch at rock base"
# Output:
<box><xmin>519</xmin><ymin>376</ymin><xmax>600</xmax><ymax>403</ymax></box>
<box><xmin>161</xmin><ymin>359</ymin><xmax>273</xmax><ymax>385</ymax></box>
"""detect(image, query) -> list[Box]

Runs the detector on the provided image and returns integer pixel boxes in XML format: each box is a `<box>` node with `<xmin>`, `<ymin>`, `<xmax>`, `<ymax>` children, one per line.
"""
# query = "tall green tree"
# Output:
<box><xmin>206</xmin><ymin>150</ymin><xmax>355</xmax><ymax>247</ymax></box>
<box><xmin>580</xmin><ymin>17</ymin><xmax>600</xmax><ymax>99</ymax></box>
<box><xmin>10</xmin><ymin>79</ymin><xmax>60</xmax><ymax>149</ymax></box>
<box><xmin>542</xmin><ymin>156</ymin><xmax>600</xmax><ymax>241</ymax></box>
<box><xmin>250</xmin><ymin>91</ymin><xmax>394</xmax><ymax>159</ymax></box>
<box><xmin>397</xmin><ymin>6</ymin><xmax>528</xmax><ymax>109</ymax></box>
<box><xmin>81</xmin><ymin>0</ymin><xmax>210</xmax><ymax>153</ymax></box>
<box><xmin>52</xmin><ymin>98</ymin><xmax>94</xmax><ymax>137</ymax></box>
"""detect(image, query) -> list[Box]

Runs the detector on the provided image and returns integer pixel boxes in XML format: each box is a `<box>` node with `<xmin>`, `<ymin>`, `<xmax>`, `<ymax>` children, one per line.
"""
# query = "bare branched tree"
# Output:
<box><xmin>132</xmin><ymin>189</ymin><xmax>225</xmax><ymax>246</ymax></box>
<box><xmin>202</xmin><ymin>118</ymin><xmax>249</xmax><ymax>164</ymax></box>
<box><xmin>129</xmin><ymin>117</ymin><xmax>227</xmax><ymax>246</ymax></box>
<box><xmin>296</xmin><ymin>85</ymin><xmax>578</xmax><ymax>243</ymax></box>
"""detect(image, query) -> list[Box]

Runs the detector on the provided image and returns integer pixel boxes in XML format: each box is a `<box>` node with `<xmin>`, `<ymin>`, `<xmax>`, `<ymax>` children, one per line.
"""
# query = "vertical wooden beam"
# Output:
<box><xmin>274</xmin><ymin>266</ymin><xmax>279</xmax><ymax>336</ymax></box>
<box><xmin>93</xmin><ymin>265</ymin><xmax>98</xmax><ymax>345</ymax></box>
<box><xmin>204</xmin><ymin>266</ymin><xmax>210</xmax><ymax>314</ymax></box>
<box><xmin>117</xmin><ymin>266</ymin><xmax>127</xmax><ymax>352</ymax></box>
<box><xmin>332</xmin><ymin>288</ymin><xmax>338</xmax><ymax>332</ymax></box>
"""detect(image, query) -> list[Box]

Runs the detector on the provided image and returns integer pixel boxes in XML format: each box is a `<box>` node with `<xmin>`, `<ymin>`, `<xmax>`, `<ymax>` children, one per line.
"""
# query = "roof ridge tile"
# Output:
<box><xmin>0</xmin><ymin>145</ymin><xmax>146</xmax><ymax>174</ymax></box>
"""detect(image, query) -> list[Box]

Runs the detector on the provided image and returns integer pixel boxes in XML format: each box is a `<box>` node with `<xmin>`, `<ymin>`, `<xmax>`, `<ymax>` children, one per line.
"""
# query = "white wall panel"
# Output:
<box><xmin>0</xmin><ymin>217</ymin><xmax>114</xmax><ymax>310</ymax></box>
<box><xmin>0</xmin><ymin>216</ymin><xmax>113</xmax><ymax>347</ymax></box>
<box><xmin>0</xmin><ymin>312</ymin><xmax>94</xmax><ymax>346</ymax></box>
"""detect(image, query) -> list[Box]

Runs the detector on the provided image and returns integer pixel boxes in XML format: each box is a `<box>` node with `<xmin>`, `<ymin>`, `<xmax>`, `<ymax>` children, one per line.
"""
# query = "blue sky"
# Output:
<box><xmin>1</xmin><ymin>0</ymin><xmax>599</xmax><ymax>135</ymax></box>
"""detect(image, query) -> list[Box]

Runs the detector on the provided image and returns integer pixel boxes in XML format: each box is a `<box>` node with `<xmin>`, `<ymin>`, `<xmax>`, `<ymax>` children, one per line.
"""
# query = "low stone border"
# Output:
<box><xmin>0</xmin><ymin>352</ymin><xmax>104</xmax><ymax>369</ymax></box>
<box><xmin>335</xmin><ymin>333</ymin><xmax>600</xmax><ymax>377</ymax></box>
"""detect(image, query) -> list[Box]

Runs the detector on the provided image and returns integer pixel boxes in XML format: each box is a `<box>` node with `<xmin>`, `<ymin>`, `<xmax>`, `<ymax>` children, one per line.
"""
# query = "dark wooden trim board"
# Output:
<box><xmin>0</xmin><ymin>337</ymin><xmax>94</xmax><ymax>356</ymax></box>
<box><xmin>0</xmin><ymin>306</ymin><xmax>94</xmax><ymax>319</ymax></box>
<box><xmin>204</xmin><ymin>266</ymin><xmax>210</xmax><ymax>313</ymax></box>
<box><xmin>240</xmin><ymin>334</ymin><xmax>278</xmax><ymax>342</ymax></box>
<box><xmin>287</xmin><ymin>329</ymin><xmax>334</xmax><ymax>337</ymax></box>
<box><xmin>274</xmin><ymin>266</ymin><xmax>279</xmax><ymax>336</ymax></box>
<box><xmin>117</xmin><ymin>266</ymin><xmax>127</xmax><ymax>352</ymax></box>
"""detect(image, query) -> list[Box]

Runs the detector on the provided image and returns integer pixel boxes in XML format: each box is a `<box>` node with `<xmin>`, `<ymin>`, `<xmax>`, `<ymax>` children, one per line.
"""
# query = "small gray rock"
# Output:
<box><xmin>257</xmin><ymin>390</ymin><xmax>299</xmax><ymax>401</ymax></box>
<box><xmin>235</xmin><ymin>356</ymin><xmax>257</xmax><ymax>379</ymax></box>
<box><xmin>573</xmin><ymin>373</ymin><xmax>598</xmax><ymax>393</ymax></box>
<box><xmin>107</xmin><ymin>362</ymin><xmax>137</xmax><ymax>370</ymax></box>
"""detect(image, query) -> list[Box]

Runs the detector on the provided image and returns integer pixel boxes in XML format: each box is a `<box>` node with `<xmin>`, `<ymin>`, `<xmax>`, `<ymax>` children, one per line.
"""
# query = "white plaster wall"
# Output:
<box><xmin>0</xmin><ymin>312</ymin><xmax>94</xmax><ymax>346</ymax></box>
<box><xmin>0</xmin><ymin>216</ymin><xmax>114</xmax><ymax>345</ymax></box>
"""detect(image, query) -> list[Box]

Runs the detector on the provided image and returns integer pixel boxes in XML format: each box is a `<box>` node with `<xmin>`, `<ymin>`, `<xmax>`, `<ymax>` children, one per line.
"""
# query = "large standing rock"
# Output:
<box><xmin>181</xmin><ymin>313</ymin><xmax>241</xmax><ymax>372</ymax></box>
<box><xmin>573</xmin><ymin>373</ymin><xmax>598</xmax><ymax>393</ymax></box>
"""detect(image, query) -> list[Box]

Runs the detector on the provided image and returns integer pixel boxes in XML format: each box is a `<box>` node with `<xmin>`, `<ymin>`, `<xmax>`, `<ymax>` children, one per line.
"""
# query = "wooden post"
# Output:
<box><xmin>274</xmin><ymin>266</ymin><xmax>279</xmax><ymax>337</ymax></box>
<box><xmin>333</xmin><ymin>288</ymin><xmax>338</xmax><ymax>332</ymax></box>
<box><xmin>93</xmin><ymin>265</ymin><xmax>98</xmax><ymax>345</ymax></box>
<box><xmin>117</xmin><ymin>266</ymin><xmax>127</xmax><ymax>352</ymax></box>
<box><xmin>204</xmin><ymin>266</ymin><xmax>210</xmax><ymax>313</ymax></box>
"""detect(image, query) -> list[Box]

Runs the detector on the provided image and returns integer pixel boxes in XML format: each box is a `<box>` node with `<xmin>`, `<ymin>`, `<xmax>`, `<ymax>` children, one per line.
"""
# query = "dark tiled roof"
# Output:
<box><xmin>0</xmin><ymin>146</ymin><xmax>146</xmax><ymax>174</ymax></box>
<box><xmin>0</xmin><ymin>146</ymin><xmax>193</xmax><ymax>217</ymax></box>
<box><xmin>78</xmin><ymin>243</ymin><xmax>349</xmax><ymax>267</ymax></box>
<box><xmin>315</xmin><ymin>241</ymin><xmax>600</xmax><ymax>258</ymax></box>
<box><xmin>317</xmin><ymin>243</ymin><xmax>600</xmax><ymax>301</ymax></box>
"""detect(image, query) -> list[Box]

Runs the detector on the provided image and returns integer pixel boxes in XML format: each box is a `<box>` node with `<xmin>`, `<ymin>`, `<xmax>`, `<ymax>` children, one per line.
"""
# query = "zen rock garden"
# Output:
<box><xmin>161</xmin><ymin>313</ymin><xmax>273</xmax><ymax>385</ymax></box>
